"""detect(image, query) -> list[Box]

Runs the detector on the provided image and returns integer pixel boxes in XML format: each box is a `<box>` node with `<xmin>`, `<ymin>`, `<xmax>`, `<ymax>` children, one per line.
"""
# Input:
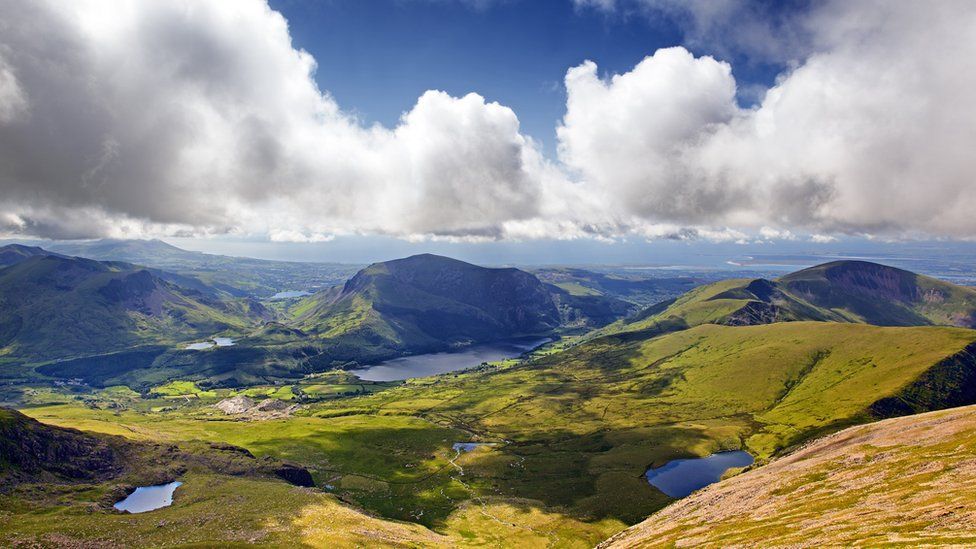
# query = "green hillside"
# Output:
<box><xmin>604</xmin><ymin>260</ymin><xmax>976</xmax><ymax>338</ymax></box>
<box><xmin>293</xmin><ymin>254</ymin><xmax>563</xmax><ymax>357</ymax></box>
<box><xmin>0</xmin><ymin>254</ymin><xmax>261</xmax><ymax>360</ymax></box>
<box><xmin>301</xmin><ymin>321</ymin><xmax>976</xmax><ymax>524</ymax></box>
<box><xmin>18</xmin><ymin>320</ymin><xmax>976</xmax><ymax>545</ymax></box>
<box><xmin>778</xmin><ymin>260</ymin><xmax>976</xmax><ymax>326</ymax></box>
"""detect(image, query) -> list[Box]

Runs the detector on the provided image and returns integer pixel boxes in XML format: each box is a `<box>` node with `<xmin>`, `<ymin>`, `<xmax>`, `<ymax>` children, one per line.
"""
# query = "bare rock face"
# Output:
<box><xmin>215</xmin><ymin>395</ymin><xmax>256</xmax><ymax>415</ymax></box>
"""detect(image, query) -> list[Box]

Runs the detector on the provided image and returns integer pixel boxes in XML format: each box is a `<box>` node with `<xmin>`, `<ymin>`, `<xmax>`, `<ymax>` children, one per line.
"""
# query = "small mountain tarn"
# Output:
<box><xmin>645</xmin><ymin>451</ymin><xmax>754</xmax><ymax>498</ymax></box>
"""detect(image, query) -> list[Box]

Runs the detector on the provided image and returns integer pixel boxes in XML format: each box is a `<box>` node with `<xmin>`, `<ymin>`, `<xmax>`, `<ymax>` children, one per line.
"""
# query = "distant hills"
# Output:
<box><xmin>0</xmin><ymin>252</ymin><xmax>263</xmax><ymax>360</ymax></box>
<box><xmin>533</xmin><ymin>267</ymin><xmax>700</xmax><ymax>307</ymax></box>
<box><xmin>8</xmin><ymin>245</ymin><xmax>976</xmax><ymax>393</ymax></box>
<box><xmin>46</xmin><ymin>239</ymin><xmax>207</xmax><ymax>265</ymax></box>
<box><xmin>777</xmin><ymin>260</ymin><xmax>976</xmax><ymax>327</ymax></box>
<box><xmin>607</xmin><ymin>260</ymin><xmax>976</xmax><ymax>338</ymax></box>
<box><xmin>42</xmin><ymin>238</ymin><xmax>360</xmax><ymax>298</ymax></box>
<box><xmin>0</xmin><ymin>243</ymin><xmax>61</xmax><ymax>267</ymax></box>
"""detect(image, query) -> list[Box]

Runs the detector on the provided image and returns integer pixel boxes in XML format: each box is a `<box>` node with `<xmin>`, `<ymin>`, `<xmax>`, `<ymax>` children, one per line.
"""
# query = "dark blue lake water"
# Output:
<box><xmin>645</xmin><ymin>451</ymin><xmax>754</xmax><ymax>498</ymax></box>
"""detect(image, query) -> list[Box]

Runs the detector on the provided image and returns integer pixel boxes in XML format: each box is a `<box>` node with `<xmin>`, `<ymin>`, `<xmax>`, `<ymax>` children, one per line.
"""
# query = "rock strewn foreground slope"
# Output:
<box><xmin>602</xmin><ymin>404</ymin><xmax>976</xmax><ymax>548</ymax></box>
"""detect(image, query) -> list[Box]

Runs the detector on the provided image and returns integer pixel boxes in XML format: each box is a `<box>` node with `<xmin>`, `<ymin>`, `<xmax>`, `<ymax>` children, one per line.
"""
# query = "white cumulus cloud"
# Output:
<box><xmin>558</xmin><ymin>0</ymin><xmax>976</xmax><ymax>239</ymax></box>
<box><xmin>0</xmin><ymin>0</ymin><xmax>975</xmax><ymax>243</ymax></box>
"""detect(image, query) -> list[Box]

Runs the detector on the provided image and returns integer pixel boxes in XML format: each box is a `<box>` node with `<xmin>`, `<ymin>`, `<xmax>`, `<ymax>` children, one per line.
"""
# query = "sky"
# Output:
<box><xmin>267</xmin><ymin>0</ymin><xmax>788</xmax><ymax>151</ymax></box>
<box><xmin>1</xmin><ymin>0</ymin><xmax>976</xmax><ymax>263</ymax></box>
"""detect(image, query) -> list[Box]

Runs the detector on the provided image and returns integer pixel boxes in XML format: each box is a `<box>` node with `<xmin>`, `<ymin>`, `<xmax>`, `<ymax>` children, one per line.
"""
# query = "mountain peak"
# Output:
<box><xmin>0</xmin><ymin>244</ymin><xmax>60</xmax><ymax>267</ymax></box>
<box><xmin>298</xmin><ymin>253</ymin><xmax>560</xmax><ymax>353</ymax></box>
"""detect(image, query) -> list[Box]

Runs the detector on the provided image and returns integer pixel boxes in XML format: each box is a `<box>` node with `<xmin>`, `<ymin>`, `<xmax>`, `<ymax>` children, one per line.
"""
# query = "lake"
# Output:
<box><xmin>453</xmin><ymin>442</ymin><xmax>498</xmax><ymax>452</ymax></box>
<box><xmin>352</xmin><ymin>337</ymin><xmax>551</xmax><ymax>382</ymax></box>
<box><xmin>645</xmin><ymin>450</ymin><xmax>754</xmax><ymax>498</ymax></box>
<box><xmin>271</xmin><ymin>290</ymin><xmax>311</xmax><ymax>299</ymax></box>
<box><xmin>184</xmin><ymin>337</ymin><xmax>236</xmax><ymax>350</ymax></box>
<box><xmin>113</xmin><ymin>481</ymin><xmax>183</xmax><ymax>513</ymax></box>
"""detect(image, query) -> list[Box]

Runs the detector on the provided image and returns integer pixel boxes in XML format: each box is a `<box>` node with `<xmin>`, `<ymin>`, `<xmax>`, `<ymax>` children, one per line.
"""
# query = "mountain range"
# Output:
<box><xmin>605</xmin><ymin>260</ymin><xmax>976</xmax><ymax>340</ymax></box>
<box><xmin>4</xmin><ymin>243</ymin><xmax>976</xmax><ymax>547</ymax></box>
<box><xmin>36</xmin><ymin>238</ymin><xmax>361</xmax><ymax>299</ymax></box>
<box><xmin>0</xmin><ymin>245</ymin><xmax>635</xmax><ymax>386</ymax></box>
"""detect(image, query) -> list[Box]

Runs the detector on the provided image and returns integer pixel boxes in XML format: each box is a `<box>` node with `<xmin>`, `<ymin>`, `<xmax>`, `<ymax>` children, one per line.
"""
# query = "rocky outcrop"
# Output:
<box><xmin>214</xmin><ymin>396</ymin><xmax>299</xmax><ymax>419</ymax></box>
<box><xmin>271</xmin><ymin>461</ymin><xmax>315</xmax><ymax>487</ymax></box>
<box><xmin>254</xmin><ymin>398</ymin><xmax>290</xmax><ymax>412</ymax></box>
<box><xmin>215</xmin><ymin>395</ymin><xmax>256</xmax><ymax>414</ymax></box>
<box><xmin>0</xmin><ymin>408</ymin><xmax>121</xmax><ymax>481</ymax></box>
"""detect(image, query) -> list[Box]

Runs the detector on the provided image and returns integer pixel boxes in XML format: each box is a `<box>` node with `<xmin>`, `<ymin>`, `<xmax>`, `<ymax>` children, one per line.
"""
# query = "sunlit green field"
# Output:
<box><xmin>10</xmin><ymin>321</ymin><xmax>976</xmax><ymax>546</ymax></box>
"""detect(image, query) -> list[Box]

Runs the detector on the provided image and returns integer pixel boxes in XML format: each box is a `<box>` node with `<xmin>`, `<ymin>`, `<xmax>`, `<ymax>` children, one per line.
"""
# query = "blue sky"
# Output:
<box><xmin>269</xmin><ymin>0</ymin><xmax>786</xmax><ymax>152</ymax></box>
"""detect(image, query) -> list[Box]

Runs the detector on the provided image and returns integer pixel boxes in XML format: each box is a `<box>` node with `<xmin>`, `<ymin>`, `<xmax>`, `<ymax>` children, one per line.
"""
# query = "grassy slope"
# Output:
<box><xmin>12</xmin><ymin>406</ymin><xmax>619</xmax><ymax>547</ymax></box>
<box><xmin>603</xmin><ymin>403</ymin><xmax>976</xmax><ymax>548</ymax></box>
<box><xmin>10</xmin><ymin>321</ymin><xmax>976</xmax><ymax>546</ymax></box>
<box><xmin>1</xmin><ymin>407</ymin><xmax>449</xmax><ymax>549</ymax></box>
<box><xmin>316</xmin><ymin>321</ymin><xmax>975</xmax><ymax>453</ymax></box>
<box><xmin>0</xmin><ymin>255</ymin><xmax>257</xmax><ymax>360</ymax></box>
<box><xmin>291</xmin><ymin>255</ymin><xmax>562</xmax><ymax>361</ymax></box>
<box><xmin>1</xmin><ymin>471</ymin><xmax>447</xmax><ymax>548</ymax></box>
<box><xmin>598</xmin><ymin>261</ymin><xmax>976</xmax><ymax>343</ymax></box>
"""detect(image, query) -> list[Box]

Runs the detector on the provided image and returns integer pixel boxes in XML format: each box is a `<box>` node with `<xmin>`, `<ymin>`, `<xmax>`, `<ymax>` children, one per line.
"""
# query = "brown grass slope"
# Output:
<box><xmin>601</xmin><ymin>404</ymin><xmax>976</xmax><ymax>548</ymax></box>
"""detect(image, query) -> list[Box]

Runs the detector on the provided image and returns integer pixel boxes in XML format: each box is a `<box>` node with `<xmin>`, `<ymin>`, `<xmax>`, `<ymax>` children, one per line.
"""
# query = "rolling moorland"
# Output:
<box><xmin>3</xmin><ymin>241</ymin><xmax>976</xmax><ymax>546</ymax></box>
